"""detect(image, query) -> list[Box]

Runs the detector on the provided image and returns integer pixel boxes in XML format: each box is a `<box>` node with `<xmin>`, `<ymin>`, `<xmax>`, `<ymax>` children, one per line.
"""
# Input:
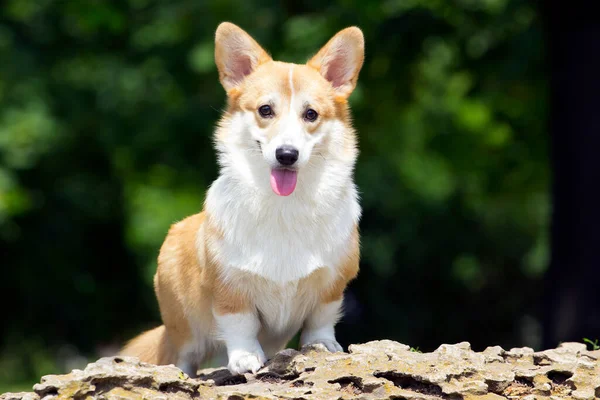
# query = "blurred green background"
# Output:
<box><xmin>0</xmin><ymin>0</ymin><xmax>590</xmax><ymax>392</ymax></box>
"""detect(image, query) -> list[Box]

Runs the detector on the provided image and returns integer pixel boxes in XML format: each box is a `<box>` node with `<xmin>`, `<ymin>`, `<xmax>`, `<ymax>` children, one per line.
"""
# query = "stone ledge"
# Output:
<box><xmin>1</xmin><ymin>340</ymin><xmax>599</xmax><ymax>399</ymax></box>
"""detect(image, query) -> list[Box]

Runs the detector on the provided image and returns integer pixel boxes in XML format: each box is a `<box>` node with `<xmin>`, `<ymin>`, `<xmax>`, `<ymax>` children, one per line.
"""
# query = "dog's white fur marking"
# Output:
<box><xmin>214</xmin><ymin>312</ymin><xmax>266</xmax><ymax>374</ymax></box>
<box><xmin>206</xmin><ymin>114</ymin><xmax>360</xmax><ymax>283</ymax></box>
<box><xmin>289</xmin><ymin>66</ymin><xmax>295</xmax><ymax>105</ymax></box>
<box><xmin>300</xmin><ymin>299</ymin><xmax>343</xmax><ymax>352</ymax></box>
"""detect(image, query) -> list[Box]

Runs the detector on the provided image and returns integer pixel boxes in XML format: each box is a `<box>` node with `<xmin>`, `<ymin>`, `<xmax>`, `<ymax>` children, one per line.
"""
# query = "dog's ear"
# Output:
<box><xmin>215</xmin><ymin>22</ymin><xmax>272</xmax><ymax>92</ymax></box>
<box><xmin>307</xmin><ymin>27</ymin><xmax>364</xmax><ymax>98</ymax></box>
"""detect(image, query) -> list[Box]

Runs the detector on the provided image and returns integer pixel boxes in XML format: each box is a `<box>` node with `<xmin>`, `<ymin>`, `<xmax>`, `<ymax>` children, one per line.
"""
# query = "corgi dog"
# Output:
<box><xmin>121</xmin><ymin>22</ymin><xmax>364</xmax><ymax>376</ymax></box>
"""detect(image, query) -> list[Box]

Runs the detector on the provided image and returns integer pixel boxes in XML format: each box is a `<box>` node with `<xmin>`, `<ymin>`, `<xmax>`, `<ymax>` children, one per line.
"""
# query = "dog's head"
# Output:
<box><xmin>214</xmin><ymin>23</ymin><xmax>364</xmax><ymax>197</ymax></box>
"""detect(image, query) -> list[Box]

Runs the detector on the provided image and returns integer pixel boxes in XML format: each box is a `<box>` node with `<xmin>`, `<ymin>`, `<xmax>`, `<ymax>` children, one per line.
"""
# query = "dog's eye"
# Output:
<box><xmin>304</xmin><ymin>109</ymin><xmax>318</xmax><ymax>122</ymax></box>
<box><xmin>258</xmin><ymin>105</ymin><xmax>274</xmax><ymax>118</ymax></box>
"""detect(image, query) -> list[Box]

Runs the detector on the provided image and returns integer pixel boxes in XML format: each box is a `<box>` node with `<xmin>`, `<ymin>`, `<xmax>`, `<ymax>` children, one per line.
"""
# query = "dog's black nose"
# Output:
<box><xmin>276</xmin><ymin>146</ymin><xmax>299</xmax><ymax>166</ymax></box>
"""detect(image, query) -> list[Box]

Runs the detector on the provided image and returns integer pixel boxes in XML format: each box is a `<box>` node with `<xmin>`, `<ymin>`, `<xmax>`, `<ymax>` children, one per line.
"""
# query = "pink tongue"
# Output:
<box><xmin>270</xmin><ymin>169</ymin><xmax>298</xmax><ymax>196</ymax></box>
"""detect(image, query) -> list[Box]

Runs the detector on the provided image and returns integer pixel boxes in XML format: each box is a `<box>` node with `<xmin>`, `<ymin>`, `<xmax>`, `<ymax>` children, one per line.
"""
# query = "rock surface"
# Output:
<box><xmin>2</xmin><ymin>341</ymin><xmax>599</xmax><ymax>399</ymax></box>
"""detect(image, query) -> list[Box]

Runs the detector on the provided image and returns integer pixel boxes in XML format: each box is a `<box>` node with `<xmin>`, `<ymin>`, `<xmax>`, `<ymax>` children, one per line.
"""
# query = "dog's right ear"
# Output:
<box><xmin>215</xmin><ymin>22</ymin><xmax>272</xmax><ymax>93</ymax></box>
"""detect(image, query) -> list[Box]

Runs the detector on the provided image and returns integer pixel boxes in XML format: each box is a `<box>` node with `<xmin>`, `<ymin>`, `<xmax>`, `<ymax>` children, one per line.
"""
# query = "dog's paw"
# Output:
<box><xmin>304</xmin><ymin>338</ymin><xmax>343</xmax><ymax>353</ymax></box>
<box><xmin>227</xmin><ymin>349</ymin><xmax>266</xmax><ymax>375</ymax></box>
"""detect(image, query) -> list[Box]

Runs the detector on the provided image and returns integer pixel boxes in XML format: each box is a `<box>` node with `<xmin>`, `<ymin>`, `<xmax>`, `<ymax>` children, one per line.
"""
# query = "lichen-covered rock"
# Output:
<box><xmin>0</xmin><ymin>394</ymin><xmax>39</xmax><ymax>400</ymax></box>
<box><xmin>2</xmin><ymin>341</ymin><xmax>599</xmax><ymax>399</ymax></box>
<box><xmin>1</xmin><ymin>356</ymin><xmax>200</xmax><ymax>400</ymax></box>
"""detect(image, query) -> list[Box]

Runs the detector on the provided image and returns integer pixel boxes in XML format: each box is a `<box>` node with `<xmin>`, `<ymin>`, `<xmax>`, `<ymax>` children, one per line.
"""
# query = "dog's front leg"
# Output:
<box><xmin>214</xmin><ymin>311</ymin><xmax>266</xmax><ymax>374</ymax></box>
<box><xmin>300</xmin><ymin>299</ymin><xmax>343</xmax><ymax>352</ymax></box>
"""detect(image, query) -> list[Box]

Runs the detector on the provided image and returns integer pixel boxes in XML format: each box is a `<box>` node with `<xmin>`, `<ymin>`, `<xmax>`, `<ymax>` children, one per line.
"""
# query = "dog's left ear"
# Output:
<box><xmin>308</xmin><ymin>27</ymin><xmax>365</xmax><ymax>98</ymax></box>
<box><xmin>215</xmin><ymin>22</ymin><xmax>272</xmax><ymax>92</ymax></box>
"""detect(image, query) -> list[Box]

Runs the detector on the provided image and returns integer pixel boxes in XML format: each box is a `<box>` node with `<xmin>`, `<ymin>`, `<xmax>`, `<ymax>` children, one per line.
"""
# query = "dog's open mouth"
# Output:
<box><xmin>270</xmin><ymin>168</ymin><xmax>297</xmax><ymax>196</ymax></box>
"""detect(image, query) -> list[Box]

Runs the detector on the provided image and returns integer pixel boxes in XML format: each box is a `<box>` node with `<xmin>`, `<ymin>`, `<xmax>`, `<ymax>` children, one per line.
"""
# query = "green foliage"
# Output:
<box><xmin>0</xmin><ymin>0</ymin><xmax>548</xmax><ymax>389</ymax></box>
<box><xmin>583</xmin><ymin>338</ymin><xmax>600</xmax><ymax>351</ymax></box>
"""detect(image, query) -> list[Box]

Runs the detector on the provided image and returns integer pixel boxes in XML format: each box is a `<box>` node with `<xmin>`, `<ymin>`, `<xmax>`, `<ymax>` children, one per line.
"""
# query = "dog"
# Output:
<box><xmin>121</xmin><ymin>22</ymin><xmax>364</xmax><ymax>376</ymax></box>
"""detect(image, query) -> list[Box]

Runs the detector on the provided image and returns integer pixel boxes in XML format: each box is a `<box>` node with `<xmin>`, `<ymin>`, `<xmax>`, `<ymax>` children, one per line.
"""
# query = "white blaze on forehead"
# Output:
<box><xmin>288</xmin><ymin>66</ymin><xmax>295</xmax><ymax>109</ymax></box>
<box><xmin>278</xmin><ymin>65</ymin><xmax>303</xmax><ymax>146</ymax></box>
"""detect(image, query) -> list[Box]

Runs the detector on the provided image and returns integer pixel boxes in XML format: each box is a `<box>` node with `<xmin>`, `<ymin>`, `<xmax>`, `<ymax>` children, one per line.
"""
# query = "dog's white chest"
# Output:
<box><xmin>206</xmin><ymin>175</ymin><xmax>360</xmax><ymax>283</ymax></box>
<box><xmin>253</xmin><ymin>281</ymin><xmax>308</xmax><ymax>334</ymax></box>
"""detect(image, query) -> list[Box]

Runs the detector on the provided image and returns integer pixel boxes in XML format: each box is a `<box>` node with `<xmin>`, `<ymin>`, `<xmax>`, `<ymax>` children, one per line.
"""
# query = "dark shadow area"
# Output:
<box><xmin>541</xmin><ymin>0</ymin><xmax>600</xmax><ymax>349</ymax></box>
